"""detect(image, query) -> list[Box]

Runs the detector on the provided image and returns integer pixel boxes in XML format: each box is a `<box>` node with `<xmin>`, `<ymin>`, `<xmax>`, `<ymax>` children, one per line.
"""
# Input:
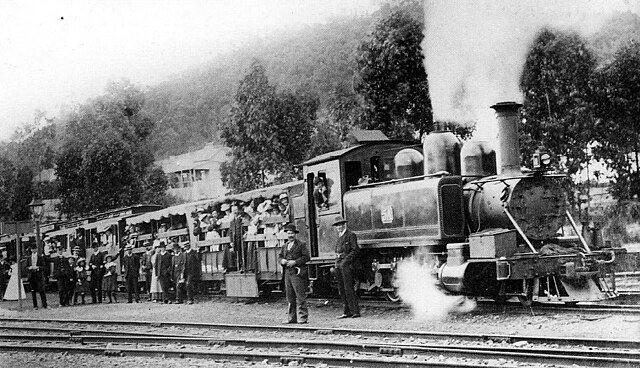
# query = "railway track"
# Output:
<box><xmin>304</xmin><ymin>296</ymin><xmax>640</xmax><ymax>315</ymax></box>
<box><xmin>1</xmin><ymin>318</ymin><xmax>638</xmax><ymax>367</ymax></box>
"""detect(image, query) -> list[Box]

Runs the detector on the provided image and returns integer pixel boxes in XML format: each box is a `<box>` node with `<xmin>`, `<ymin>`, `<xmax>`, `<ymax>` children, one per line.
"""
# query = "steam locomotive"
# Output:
<box><xmin>41</xmin><ymin>102</ymin><xmax>618</xmax><ymax>305</ymax></box>
<box><xmin>302</xmin><ymin>101</ymin><xmax>616</xmax><ymax>304</ymax></box>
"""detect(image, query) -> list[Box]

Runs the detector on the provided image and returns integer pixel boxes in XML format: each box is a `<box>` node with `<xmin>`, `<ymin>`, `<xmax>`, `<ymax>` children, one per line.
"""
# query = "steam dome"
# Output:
<box><xmin>394</xmin><ymin>148</ymin><xmax>423</xmax><ymax>179</ymax></box>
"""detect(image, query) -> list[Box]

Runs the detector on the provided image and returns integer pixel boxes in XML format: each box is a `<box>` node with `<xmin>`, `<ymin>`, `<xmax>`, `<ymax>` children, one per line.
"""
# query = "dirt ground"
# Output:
<box><xmin>0</xmin><ymin>292</ymin><xmax>638</xmax><ymax>368</ymax></box>
<box><xmin>1</xmin><ymin>292</ymin><xmax>638</xmax><ymax>340</ymax></box>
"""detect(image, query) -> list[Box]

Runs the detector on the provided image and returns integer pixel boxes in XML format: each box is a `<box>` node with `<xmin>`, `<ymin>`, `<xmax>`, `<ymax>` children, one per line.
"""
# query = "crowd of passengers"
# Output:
<box><xmin>189</xmin><ymin>192</ymin><xmax>293</xmax><ymax>273</ymax></box>
<box><xmin>2</xmin><ymin>237</ymin><xmax>202</xmax><ymax>309</ymax></box>
<box><xmin>2</xmin><ymin>191</ymin><xmax>298</xmax><ymax>309</ymax></box>
<box><xmin>122</xmin><ymin>192</ymin><xmax>293</xmax><ymax>275</ymax></box>
<box><xmin>190</xmin><ymin>191</ymin><xmax>292</xmax><ymax>240</ymax></box>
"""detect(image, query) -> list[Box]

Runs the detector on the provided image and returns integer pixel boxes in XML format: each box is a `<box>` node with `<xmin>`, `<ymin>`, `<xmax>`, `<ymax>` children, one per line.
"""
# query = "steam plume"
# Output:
<box><xmin>423</xmin><ymin>0</ymin><xmax>639</xmax><ymax>139</ymax></box>
<box><xmin>396</xmin><ymin>251</ymin><xmax>476</xmax><ymax>321</ymax></box>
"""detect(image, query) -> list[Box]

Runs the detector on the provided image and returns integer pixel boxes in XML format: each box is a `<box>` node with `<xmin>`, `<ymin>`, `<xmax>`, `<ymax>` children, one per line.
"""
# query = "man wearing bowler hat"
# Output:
<box><xmin>155</xmin><ymin>241</ymin><xmax>173</xmax><ymax>303</ymax></box>
<box><xmin>24</xmin><ymin>243</ymin><xmax>48</xmax><ymax>309</ymax></box>
<box><xmin>333</xmin><ymin>215</ymin><xmax>360</xmax><ymax>318</ymax></box>
<box><xmin>183</xmin><ymin>241</ymin><xmax>200</xmax><ymax>304</ymax></box>
<box><xmin>278</xmin><ymin>223</ymin><xmax>310</xmax><ymax>324</ymax></box>
<box><xmin>121</xmin><ymin>244</ymin><xmax>140</xmax><ymax>303</ymax></box>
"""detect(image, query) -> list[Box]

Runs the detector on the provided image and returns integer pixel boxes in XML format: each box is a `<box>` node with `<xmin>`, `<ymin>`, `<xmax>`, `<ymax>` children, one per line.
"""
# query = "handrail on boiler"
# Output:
<box><xmin>565</xmin><ymin>210</ymin><xmax>592</xmax><ymax>254</ymax></box>
<box><xmin>503</xmin><ymin>207</ymin><xmax>537</xmax><ymax>254</ymax></box>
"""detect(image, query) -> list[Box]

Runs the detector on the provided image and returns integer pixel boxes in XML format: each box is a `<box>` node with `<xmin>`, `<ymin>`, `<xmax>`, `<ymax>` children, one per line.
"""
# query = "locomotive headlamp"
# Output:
<box><xmin>532</xmin><ymin>146</ymin><xmax>552</xmax><ymax>171</ymax></box>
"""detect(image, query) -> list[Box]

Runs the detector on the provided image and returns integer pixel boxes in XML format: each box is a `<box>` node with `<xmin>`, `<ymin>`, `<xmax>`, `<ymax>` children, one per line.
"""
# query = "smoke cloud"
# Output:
<box><xmin>423</xmin><ymin>0</ymin><xmax>639</xmax><ymax>140</ymax></box>
<box><xmin>396</xmin><ymin>251</ymin><xmax>476</xmax><ymax>321</ymax></box>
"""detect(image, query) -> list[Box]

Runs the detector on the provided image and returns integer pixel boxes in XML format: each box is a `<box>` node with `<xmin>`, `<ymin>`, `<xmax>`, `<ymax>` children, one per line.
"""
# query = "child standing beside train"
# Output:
<box><xmin>73</xmin><ymin>258</ymin><xmax>90</xmax><ymax>304</ymax></box>
<box><xmin>102</xmin><ymin>254</ymin><xmax>119</xmax><ymax>303</ymax></box>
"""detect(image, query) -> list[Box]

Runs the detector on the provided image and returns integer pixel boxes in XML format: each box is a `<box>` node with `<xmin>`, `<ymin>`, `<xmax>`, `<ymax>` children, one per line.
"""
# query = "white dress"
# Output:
<box><xmin>3</xmin><ymin>264</ymin><xmax>26</xmax><ymax>300</ymax></box>
<box><xmin>150</xmin><ymin>253</ymin><xmax>161</xmax><ymax>294</ymax></box>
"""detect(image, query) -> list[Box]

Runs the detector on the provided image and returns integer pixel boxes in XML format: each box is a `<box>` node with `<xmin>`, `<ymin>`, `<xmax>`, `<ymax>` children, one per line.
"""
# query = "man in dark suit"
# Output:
<box><xmin>183</xmin><ymin>241</ymin><xmax>200</xmax><ymax>304</ymax></box>
<box><xmin>154</xmin><ymin>242</ymin><xmax>173</xmax><ymax>303</ymax></box>
<box><xmin>24</xmin><ymin>244</ymin><xmax>48</xmax><ymax>309</ymax></box>
<box><xmin>172</xmin><ymin>242</ymin><xmax>186</xmax><ymax>304</ymax></box>
<box><xmin>121</xmin><ymin>244</ymin><xmax>140</xmax><ymax>303</ymax></box>
<box><xmin>88</xmin><ymin>242</ymin><xmax>106</xmax><ymax>303</ymax></box>
<box><xmin>51</xmin><ymin>245</ymin><xmax>73</xmax><ymax>306</ymax></box>
<box><xmin>225</xmin><ymin>203</ymin><xmax>248</xmax><ymax>271</ymax></box>
<box><xmin>333</xmin><ymin>216</ymin><xmax>360</xmax><ymax>319</ymax></box>
<box><xmin>278</xmin><ymin>223</ymin><xmax>310</xmax><ymax>324</ymax></box>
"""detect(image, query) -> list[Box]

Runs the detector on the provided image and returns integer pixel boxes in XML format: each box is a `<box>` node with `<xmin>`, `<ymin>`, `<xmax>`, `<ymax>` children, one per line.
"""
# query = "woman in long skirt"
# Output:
<box><xmin>150</xmin><ymin>251</ymin><xmax>162</xmax><ymax>302</ymax></box>
<box><xmin>3</xmin><ymin>262</ymin><xmax>26</xmax><ymax>301</ymax></box>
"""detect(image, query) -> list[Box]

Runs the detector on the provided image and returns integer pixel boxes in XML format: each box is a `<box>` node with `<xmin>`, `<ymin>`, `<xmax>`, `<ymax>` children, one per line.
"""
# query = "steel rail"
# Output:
<box><xmin>1</xmin><ymin>317</ymin><xmax>638</xmax><ymax>350</ymax></box>
<box><xmin>1</xmin><ymin>331</ymin><xmax>639</xmax><ymax>368</ymax></box>
<box><xmin>473</xmin><ymin>301</ymin><xmax>640</xmax><ymax>315</ymax></box>
<box><xmin>0</xmin><ymin>341</ymin><xmax>520</xmax><ymax>368</ymax></box>
<box><xmin>305</xmin><ymin>296</ymin><xmax>640</xmax><ymax>315</ymax></box>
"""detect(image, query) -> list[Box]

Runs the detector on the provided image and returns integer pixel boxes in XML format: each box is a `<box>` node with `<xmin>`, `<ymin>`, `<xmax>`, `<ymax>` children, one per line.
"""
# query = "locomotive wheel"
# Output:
<box><xmin>493</xmin><ymin>281</ymin><xmax>507</xmax><ymax>304</ymax></box>
<box><xmin>517</xmin><ymin>279</ymin><xmax>534</xmax><ymax>307</ymax></box>
<box><xmin>385</xmin><ymin>288</ymin><xmax>401</xmax><ymax>302</ymax></box>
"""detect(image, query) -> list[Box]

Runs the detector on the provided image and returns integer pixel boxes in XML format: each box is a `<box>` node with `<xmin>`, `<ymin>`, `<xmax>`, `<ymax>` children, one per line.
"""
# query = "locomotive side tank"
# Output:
<box><xmin>344</xmin><ymin>175</ymin><xmax>465</xmax><ymax>246</ymax></box>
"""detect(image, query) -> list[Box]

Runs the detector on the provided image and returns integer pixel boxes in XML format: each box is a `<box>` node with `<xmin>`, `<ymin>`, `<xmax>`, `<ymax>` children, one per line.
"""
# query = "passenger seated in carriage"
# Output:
<box><xmin>218</xmin><ymin>202</ymin><xmax>233</xmax><ymax>227</ymax></box>
<box><xmin>203</xmin><ymin>211</ymin><xmax>222</xmax><ymax>240</ymax></box>
<box><xmin>158</xmin><ymin>223</ymin><xmax>169</xmax><ymax>234</ymax></box>
<box><xmin>278</xmin><ymin>192</ymin><xmax>291</xmax><ymax>220</ymax></box>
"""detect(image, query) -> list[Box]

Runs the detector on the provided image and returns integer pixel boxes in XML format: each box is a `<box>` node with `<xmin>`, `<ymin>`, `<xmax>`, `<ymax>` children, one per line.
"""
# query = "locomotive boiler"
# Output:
<box><xmin>337</xmin><ymin>102</ymin><xmax>617</xmax><ymax>304</ymax></box>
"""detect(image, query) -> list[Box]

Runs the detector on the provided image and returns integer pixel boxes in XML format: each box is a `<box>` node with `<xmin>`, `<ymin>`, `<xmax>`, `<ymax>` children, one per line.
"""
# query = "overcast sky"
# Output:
<box><xmin>0</xmin><ymin>0</ymin><xmax>380</xmax><ymax>141</ymax></box>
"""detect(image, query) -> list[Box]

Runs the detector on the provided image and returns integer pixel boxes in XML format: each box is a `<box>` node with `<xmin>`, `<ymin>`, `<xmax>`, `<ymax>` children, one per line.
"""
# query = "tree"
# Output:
<box><xmin>354</xmin><ymin>7</ymin><xmax>433</xmax><ymax>141</ymax></box>
<box><xmin>520</xmin><ymin>28</ymin><xmax>597</xmax><ymax>177</ymax></box>
<box><xmin>0</xmin><ymin>155</ymin><xmax>34</xmax><ymax>221</ymax></box>
<box><xmin>220</xmin><ymin>60</ymin><xmax>317</xmax><ymax>193</ymax></box>
<box><xmin>10</xmin><ymin>166</ymin><xmax>34</xmax><ymax>221</ymax></box>
<box><xmin>0</xmin><ymin>156</ymin><xmax>17</xmax><ymax>221</ymax></box>
<box><xmin>591</xmin><ymin>41</ymin><xmax>640</xmax><ymax>199</ymax></box>
<box><xmin>55</xmin><ymin>80</ymin><xmax>167</xmax><ymax>216</ymax></box>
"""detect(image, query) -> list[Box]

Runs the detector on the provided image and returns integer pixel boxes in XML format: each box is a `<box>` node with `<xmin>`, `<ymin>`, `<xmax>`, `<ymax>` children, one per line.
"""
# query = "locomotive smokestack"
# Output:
<box><xmin>490</xmin><ymin>102</ymin><xmax>522</xmax><ymax>175</ymax></box>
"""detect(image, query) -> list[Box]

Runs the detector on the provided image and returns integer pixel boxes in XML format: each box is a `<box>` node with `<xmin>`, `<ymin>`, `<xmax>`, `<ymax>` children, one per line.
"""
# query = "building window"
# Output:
<box><xmin>195</xmin><ymin>169</ymin><xmax>209</xmax><ymax>182</ymax></box>
<box><xmin>169</xmin><ymin>173</ymin><xmax>181</xmax><ymax>188</ymax></box>
<box><xmin>181</xmin><ymin>171</ymin><xmax>192</xmax><ymax>187</ymax></box>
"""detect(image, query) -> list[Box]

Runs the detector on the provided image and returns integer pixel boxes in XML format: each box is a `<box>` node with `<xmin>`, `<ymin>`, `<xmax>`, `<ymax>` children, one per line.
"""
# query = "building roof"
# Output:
<box><xmin>348</xmin><ymin>129</ymin><xmax>389</xmax><ymax>143</ymax></box>
<box><xmin>299</xmin><ymin>146</ymin><xmax>363</xmax><ymax>167</ymax></box>
<box><xmin>157</xmin><ymin>143</ymin><xmax>230</xmax><ymax>173</ymax></box>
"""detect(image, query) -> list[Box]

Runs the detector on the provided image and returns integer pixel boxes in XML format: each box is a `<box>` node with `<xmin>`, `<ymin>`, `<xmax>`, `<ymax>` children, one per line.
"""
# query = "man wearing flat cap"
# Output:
<box><xmin>332</xmin><ymin>215</ymin><xmax>361</xmax><ymax>319</ymax></box>
<box><xmin>278</xmin><ymin>223</ymin><xmax>310</xmax><ymax>324</ymax></box>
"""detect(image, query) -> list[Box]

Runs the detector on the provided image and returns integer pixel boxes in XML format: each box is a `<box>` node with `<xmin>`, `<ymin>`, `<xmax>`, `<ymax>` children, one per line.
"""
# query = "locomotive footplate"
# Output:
<box><xmin>494</xmin><ymin>250</ymin><xmax>617</xmax><ymax>303</ymax></box>
<box><xmin>439</xmin><ymin>250</ymin><xmax>617</xmax><ymax>303</ymax></box>
<box><xmin>496</xmin><ymin>250</ymin><xmax>615</xmax><ymax>281</ymax></box>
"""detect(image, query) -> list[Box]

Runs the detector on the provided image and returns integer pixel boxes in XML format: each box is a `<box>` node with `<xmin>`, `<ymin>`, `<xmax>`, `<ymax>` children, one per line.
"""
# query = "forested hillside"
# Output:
<box><xmin>145</xmin><ymin>16</ymin><xmax>375</xmax><ymax>158</ymax></box>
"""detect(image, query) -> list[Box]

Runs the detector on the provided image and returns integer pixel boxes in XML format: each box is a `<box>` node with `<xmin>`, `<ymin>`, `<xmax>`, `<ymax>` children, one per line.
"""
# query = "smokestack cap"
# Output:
<box><xmin>490</xmin><ymin>101</ymin><xmax>522</xmax><ymax>112</ymax></box>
